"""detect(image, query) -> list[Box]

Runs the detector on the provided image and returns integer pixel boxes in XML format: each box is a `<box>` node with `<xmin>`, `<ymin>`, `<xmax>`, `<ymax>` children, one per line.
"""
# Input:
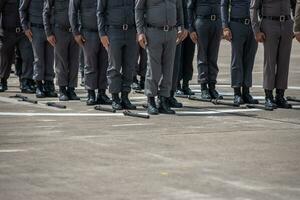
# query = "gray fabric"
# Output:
<box><xmin>0</xmin><ymin>32</ymin><xmax>33</xmax><ymax>80</ymax></box>
<box><xmin>54</xmin><ymin>28</ymin><xmax>79</xmax><ymax>87</ymax></box>
<box><xmin>187</xmin><ymin>0</ymin><xmax>221</xmax><ymax>32</ymax></box>
<box><xmin>195</xmin><ymin>18</ymin><xmax>222</xmax><ymax>84</ymax></box>
<box><xmin>135</xmin><ymin>46</ymin><xmax>147</xmax><ymax>77</ymax></box>
<box><xmin>172</xmin><ymin>43</ymin><xmax>182</xmax><ymax>91</ymax></box>
<box><xmin>96</xmin><ymin>0</ymin><xmax>135</xmax><ymax>37</ymax></box>
<box><xmin>260</xmin><ymin>19</ymin><xmax>294</xmax><ymax>90</ymax></box>
<box><xmin>144</xmin><ymin>28</ymin><xmax>177</xmax><ymax>97</ymax></box>
<box><xmin>230</xmin><ymin>22</ymin><xmax>257</xmax><ymax>88</ymax></box>
<box><xmin>221</xmin><ymin>0</ymin><xmax>251</xmax><ymax>28</ymax></box>
<box><xmin>0</xmin><ymin>0</ymin><xmax>21</xmax><ymax>36</ymax></box>
<box><xmin>19</xmin><ymin>0</ymin><xmax>45</xmax><ymax>31</ymax></box>
<box><xmin>81</xmin><ymin>31</ymin><xmax>108</xmax><ymax>90</ymax></box>
<box><xmin>31</xmin><ymin>27</ymin><xmax>54</xmax><ymax>81</ymax></box>
<box><xmin>135</xmin><ymin>0</ymin><xmax>184</xmax><ymax>34</ymax></box>
<box><xmin>106</xmin><ymin>28</ymin><xmax>138</xmax><ymax>94</ymax></box>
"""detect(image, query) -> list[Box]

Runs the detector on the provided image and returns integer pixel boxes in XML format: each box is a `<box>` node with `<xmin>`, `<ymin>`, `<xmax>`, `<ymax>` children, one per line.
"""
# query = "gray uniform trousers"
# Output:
<box><xmin>144</xmin><ymin>28</ymin><xmax>177</xmax><ymax>98</ymax></box>
<box><xmin>135</xmin><ymin>46</ymin><xmax>147</xmax><ymax>77</ymax></box>
<box><xmin>195</xmin><ymin>18</ymin><xmax>222</xmax><ymax>84</ymax></box>
<box><xmin>230</xmin><ymin>21</ymin><xmax>258</xmax><ymax>88</ymax></box>
<box><xmin>172</xmin><ymin>43</ymin><xmax>182</xmax><ymax>91</ymax></box>
<box><xmin>31</xmin><ymin>27</ymin><xmax>54</xmax><ymax>81</ymax></box>
<box><xmin>107</xmin><ymin>28</ymin><xmax>138</xmax><ymax>94</ymax></box>
<box><xmin>54</xmin><ymin>28</ymin><xmax>79</xmax><ymax>87</ymax></box>
<box><xmin>0</xmin><ymin>32</ymin><xmax>33</xmax><ymax>80</ymax></box>
<box><xmin>260</xmin><ymin>19</ymin><xmax>294</xmax><ymax>90</ymax></box>
<box><xmin>82</xmin><ymin>31</ymin><xmax>108</xmax><ymax>90</ymax></box>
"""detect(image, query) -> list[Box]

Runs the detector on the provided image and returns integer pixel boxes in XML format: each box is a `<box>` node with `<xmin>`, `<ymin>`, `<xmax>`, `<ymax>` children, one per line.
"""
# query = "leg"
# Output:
<box><xmin>31</xmin><ymin>28</ymin><xmax>46</xmax><ymax>81</ymax></box>
<box><xmin>68</xmin><ymin>35</ymin><xmax>80</xmax><ymax>88</ymax></box>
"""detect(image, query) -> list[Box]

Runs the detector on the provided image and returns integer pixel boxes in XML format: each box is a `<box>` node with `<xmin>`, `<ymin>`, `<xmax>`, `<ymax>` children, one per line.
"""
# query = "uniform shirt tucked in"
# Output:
<box><xmin>135</xmin><ymin>0</ymin><xmax>184</xmax><ymax>34</ymax></box>
<box><xmin>97</xmin><ymin>0</ymin><xmax>135</xmax><ymax>37</ymax></box>
<box><xmin>0</xmin><ymin>0</ymin><xmax>21</xmax><ymax>36</ymax></box>
<box><xmin>187</xmin><ymin>0</ymin><xmax>221</xmax><ymax>32</ymax></box>
<box><xmin>19</xmin><ymin>0</ymin><xmax>44</xmax><ymax>31</ymax></box>
<box><xmin>221</xmin><ymin>0</ymin><xmax>251</xmax><ymax>28</ymax></box>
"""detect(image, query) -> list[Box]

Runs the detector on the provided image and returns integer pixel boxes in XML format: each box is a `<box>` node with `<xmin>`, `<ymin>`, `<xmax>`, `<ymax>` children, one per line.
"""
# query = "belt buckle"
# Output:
<box><xmin>163</xmin><ymin>25</ymin><xmax>170</xmax><ymax>32</ymax></box>
<box><xmin>210</xmin><ymin>15</ymin><xmax>217</xmax><ymax>21</ymax></box>
<box><xmin>280</xmin><ymin>15</ymin><xmax>286</xmax><ymax>22</ymax></box>
<box><xmin>123</xmin><ymin>24</ymin><xmax>128</xmax><ymax>31</ymax></box>
<box><xmin>244</xmin><ymin>19</ymin><xmax>250</xmax><ymax>25</ymax></box>
<box><xmin>16</xmin><ymin>27</ymin><xmax>21</xmax><ymax>33</ymax></box>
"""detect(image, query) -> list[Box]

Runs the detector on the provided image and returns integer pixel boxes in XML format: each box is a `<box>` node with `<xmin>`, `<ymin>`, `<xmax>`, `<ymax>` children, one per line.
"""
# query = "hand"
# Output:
<box><xmin>223</xmin><ymin>28</ymin><xmax>232</xmax><ymax>41</ymax></box>
<box><xmin>100</xmin><ymin>35</ymin><xmax>110</xmax><ymax>50</ymax></box>
<box><xmin>190</xmin><ymin>32</ymin><xmax>198</xmax><ymax>44</ymax></box>
<box><xmin>138</xmin><ymin>33</ymin><xmax>147</xmax><ymax>49</ymax></box>
<box><xmin>176</xmin><ymin>29</ymin><xmax>188</xmax><ymax>44</ymax></box>
<box><xmin>255</xmin><ymin>32</ymin><xmax>266</xmax><ymax>43</ymax></box>
<box><xmin>25</xmin><ymin>29</ymin><xmax>33</xmax><ymax>41</ymax></box>
<box><xmin>47</xmin><ymin>35</ymin><xmax>56</xmax><ymax>47</ymax></box>
<box><xmin>295</xmin><ymin>33</ymin><xmax>300</xmax><ymax>43</ymax></box>
<box><xmin>74</xmin><ymin>34</ymin><xmax>86</xmax><ymax>47</ymax></box>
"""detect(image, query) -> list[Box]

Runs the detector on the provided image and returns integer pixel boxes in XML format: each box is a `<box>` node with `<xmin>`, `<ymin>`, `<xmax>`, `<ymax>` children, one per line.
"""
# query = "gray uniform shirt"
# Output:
<box><xmin>250</xmin><ymin>0</ymin><xmax>296</xmax><ymax>34</ymax></box>
<box><xmin>19</xmin><ymin>0</ymin><xmax>44</xmax><ymax>31</ymax></box>
<box><xmin>187</xmin><ymin>0</ymin><xmax>221</xmax><ymax>32</ymax></box>
<box><xmin>97</xmin><ymin>0</ymin><xmax>135</xmax><ymax>37</ymax></box>
<box><xmin>221</xmin><ymin>0</ymin><xmax>251</xmax><ymax>28</ymax></box>
<box><xmin>135</xmin><ymin>0</ymin><xmax>184</xmax><ymax>34</ymax></box>
<box><xmin>43</xmin><ymin>0</ymin><xmax>70</xmax><ymax>37</ymax></box>
<box><xmin>0</xmin><ymin>0</ymin><xmax>21</xmax><ymax>36</ymax></box>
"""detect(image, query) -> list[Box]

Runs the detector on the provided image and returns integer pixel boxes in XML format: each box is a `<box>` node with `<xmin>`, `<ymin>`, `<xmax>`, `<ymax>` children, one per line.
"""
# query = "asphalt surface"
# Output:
<box><xmin>0</xmin><ymin>40</ymin><xmax>300</xmax><ymax>200</ymax></box>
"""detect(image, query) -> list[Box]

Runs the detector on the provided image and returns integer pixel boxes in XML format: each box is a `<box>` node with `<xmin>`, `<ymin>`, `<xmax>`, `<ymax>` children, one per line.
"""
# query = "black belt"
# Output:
<box><xmin>196</xmin><ymin>14</ymin><xmax>219</xmax><ymax>21</ymax></box>
<box><xmin>230</xmin><ymin>18</ymin><xmax>251</xmax><ymax>25</ymax></box>
<box><xmin>54</xmin><ymin>24</ymin><xmax>72</xmax><ymax>32</ymax></box>
<box><xmin>81</xmin><ymin>28</ymin><xmax>98</xmax><ymax>32</ymax></box>
<box><xmin>107</xmin><ymin>24</ymin><xmax>135</xmax><ymax>31</ymax></box>
<box><xmin>262</xmin><ymin>15</ymin><xmax>291</xmax><ymax>22</ymax></box>
<box><xmin>31</xmin><ymin>23</ymin><xmax>44</xmax><ymax>29</ymax></box>
<box><xmin>3</xmin><ymin>27</ymin><xmax>22</xmax><ymax>33</ymax></box>
<box><xmin>146</xmin><ymin>24</ymin><xmax>176</xmax><ymax>31</ymax></box>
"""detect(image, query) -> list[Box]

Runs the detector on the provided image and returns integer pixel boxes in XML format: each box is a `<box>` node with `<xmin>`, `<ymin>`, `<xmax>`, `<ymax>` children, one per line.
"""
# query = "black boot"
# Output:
<box><xmin>140</xmin><ymin>76</ymin><xmax>145</xmax><ymax>90</ymax></box>
<box><xmin>86</xmin><ymin>90</ymin><xmax>97</xmax><ymax>106</ymax></box>
<box><xmin>121</xmin><ymin>92</ymin><xmax>136</xmax><ymax>110</ymax></box>
<box><xmin>209</xmin><ymin>83</ymin><xmax>223</xmax><ymax>99</ymax></box>
<box><xmin>44</xmin><ymin>80</ymin><xmax>58</xmax><ymax>97</ymax></box>
<box><xmin>97</xmin><ymin>89</ymin><xmax>112</xmax><ymax>105</ymax></box>
<box><xmin>175</xmin><ymin>82</ymin><xmax>184</xmax><ymax>96</ymax></box>
<box><xmin>67</xmin><ymin>87</ymin><xmax>80</xmax><ymax>100</ymax></box>
<box><xmin>201</xmin><ymin>84</ymin><xmax>211</xmax><ymax>99</ymax></box>
<box><xmin>275</xmin><ymin>89</ymin><xmax>292</xmax><ymax>109</ymax></box>
<box><xmin>112</xmin><ymin>93</ymin><xmax>123</xmax><ymax>110</ymax></box>
<box><xmin>59</xmin><ymin>86</ymin><xmax>69</xmax><ymax>101</ymax></box>
<box><xmin>131</xmin><ymin>76</ymin><xmax>141</xmax><ymax>90</ymax></box>
<box><xmin>36</xmin><ymin>81</ymin><xmax>46</xmax><ymax>98</ymax></box>
<box><xmin>28</xmin><ymin>79</ymin><xmax>36</xmax><ymax>91</ymax></box>
<box><xmin>265</xmin><ymin>90</ymin><xmax>276</xmax><ymax>111</ymax></box>
<box><xmin>0</xmin><ymin>79</ymin><xmax>8</xmax><ymax>92</ymax></box>
<box><xmin>233</xmin><ymin>87</ymin><xmax>244</xmax><ymax>105</ymax></box>
<box><xmin>158</xmin><ymin>96</ymin><xmax>175</xmax><ymax>114</ymax></box>
<box><xmin>168</xmin><ymin>90</ymin><xmax>183</xmax><ymax>108</ymax></box>
<box><xmin>147</xmin><ymin>97</ymin><xmax>158</xmax><ymax>115</ymax></box>
<box><xmin>242</xmin><ymin>87</ymin><xmax>258</xmax><ymax>104</ymax></box>
<box><xmin>182</xmin><ymin>80</ymin><xmax>194</xmax><ymax>95</ymax></box>
<box><xmin>21</xmin><ymin>79</ymin><xmax>35</xmax><ymax>94</ymax></box>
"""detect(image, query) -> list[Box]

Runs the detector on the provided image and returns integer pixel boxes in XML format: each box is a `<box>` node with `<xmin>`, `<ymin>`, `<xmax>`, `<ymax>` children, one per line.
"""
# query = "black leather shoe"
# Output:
<box><xmin>97</xmin><ymin>89</ymin><xmax>112</xmax><ymax>105</ymax></box>
<box><xmin>233</xmin><ymin>95</ymin><xmax>244</xmax><ymax>106</ymax></box>
<box><xmin>264</xmin><ymin>90</ymin><xmax>276</xmax><ymax>111</ymax></box>
<box><xmin>275</xmin><ymin>89</ymin><xmax>292</xmax><ymax>109</ymax></box>
<box><xmin>86</xmin><ymin>90</ymin><xmax>97</xmax><ymax>106</ymax></box>
<box><xmin>201</xmin><ymin>89</ymin><xmax>211</xmax><ymax>99</ymax></box>
<box><xmin>59</xmin><ymin>86</ymin><xmax>69</xmax><ymax>101</ymax></box>
<box><xmin>0</xmin><ymin>79</ymin><xmax>8</xmax><ymax>92</ymax></box>
<box><xmin>158</xmin><ymin>96</ymin><xmax>175</xmax><ymax>114</ymax></box>
<box><xmin>67</xmin><ymin>87</ymin><xmax>80</xmax><ymax>100</ymax></box>
<box><xmin>209</xmin><ymin>83</ymin><xmax>223</xmax><ymax>99</ymax></box>
<box><xmin>36</xmin><ymin>81</ymin><xmax>46</xmax><ymax>98</ymax></box>
<box><xmin>112</xmin><ymin>93</ymin><xmax>123</xmax><ymax>110</ymax></box>
<box><xmin>182</xmin><ymin>81</ymin><xmax>195</xmax><ymax>95</ymax></box>
<box><xmin>28</xmin><ymin>79</ymin><xmax>36</xmax><ymax>91</ymax></box>
<box><xmin>168</xmin><ymin>91</ymin><xmax>183</xmax><ymax>108</ymax></box>
<box><xmin>44</xmin><ymin>80</ymin><xmax>58</xmax><ymax>97</ymax></box>
<box><xmin>131</xmin><ymin>76</ymin><xmax>141</xmax><ymax>90</ymax></box>
<box><xmin>147</xmin><ymin>97</ymin><xmax>159</xmax><ymax>115</ymax></box>
<box><xmin>21</xmin><ymin>79</ymin><xmax>35</xmax><ymax>94</ymax></box>
<box><xmin>121</xmin><ymin>92</ymin><xmax>136</xmax><ymax>110</ymax></box>
<box><xmin>242</xmin><ymin>87</ymin><xmax>258</xmax><ymax>104</ymax></box>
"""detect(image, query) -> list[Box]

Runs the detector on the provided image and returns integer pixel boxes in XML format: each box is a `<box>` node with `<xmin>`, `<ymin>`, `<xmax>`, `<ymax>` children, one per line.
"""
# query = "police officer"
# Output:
<box><xmin>20</xmin><ymin>0</ymin><xmax>57</xmax><ymax>98</ymax></box>
<box><xmin>69</xmin><ymin>0</ymin><xmax>111</xmax><ymax>106</ymax></box>
<box><xmin>135</xmin><ymin>0</ymin><xmax>184</xmax><ymax>115</ymax></box>
<box><xmin>97</xmin><ymin>0</ymin><xmax>137</xmax><ymax>110</ymax></box>
<box><xmin>187</xmin><ymin>0</ymin><xmax>223</xmax><ymax>100</ymax></box>
<box><xmin>221</xmin><ymin>0</ymin><xmax>259</xmax><ymax>105</ymax></box>
<box><xmin>250</xmin><ymin>0</ymin><xmax>296</xmax><ymax>110</ymax></box>
<box><xmin>295</xmin><ymin>0</ymin><xmax>300</xmax><ymax>42</ymax></box>
<box><xmin>43</xmin><ymin>0</ymin><xmax>80</xmax><ymax>101</ymax></box>
<box><xmin>0</xmin><ymin>0</ymin><xmax>34</xmax><ymax>93</ymax></box>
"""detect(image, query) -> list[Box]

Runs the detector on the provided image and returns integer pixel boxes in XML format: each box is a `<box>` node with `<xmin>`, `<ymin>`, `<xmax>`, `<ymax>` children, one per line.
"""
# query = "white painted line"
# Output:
<box><xmin>190</xmin><ymin>85</ymin><xmax>300</xmax><ymax>90</ymax></box>
<box><xmin>177</xmin><ymin>109</ymin><xmax>261</xmax><ymax>115</ymax></box>
<box><xmin>112</xmin><ymin>123</ymin><xmax>153</xmax><ymax>127</ymax></box>
<box><xmin>0</xmin><ymin>149</ymin><xmax>27</xmax><ymax>153</ymax></box>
